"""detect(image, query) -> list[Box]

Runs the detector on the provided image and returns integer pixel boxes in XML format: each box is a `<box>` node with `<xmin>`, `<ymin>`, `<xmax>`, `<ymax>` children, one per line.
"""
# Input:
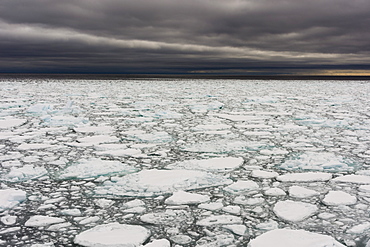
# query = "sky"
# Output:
<box><xmin>1</xmin><ymin>0</ymin><xmax>370</xmax><ymax>75</ymax></box>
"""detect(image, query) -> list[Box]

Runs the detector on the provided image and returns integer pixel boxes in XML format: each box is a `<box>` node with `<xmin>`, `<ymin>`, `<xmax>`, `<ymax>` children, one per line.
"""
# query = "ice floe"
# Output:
<box><xmin>56</xmin><ymin>158</ymin><xmax>138</xmax><ymax>180</ymax></box>
<box><xmin>273</xmin><ymin>200</ymin><xmax>318</xmax><ymax>222</ymax></box>
<box><xmin>323</xmin><ymin>191</ymin><xmax>357</xmax><ymax>206</ymax></box>
<box><xmin>1</xmin><ymin>165</ymin><xmax>48</xmax><ymax>182</ymax></box>
<box><xmin>74</xmin><ymin>223</ymin><xmax>150</xmax><ymax>247</ymax></box>
<box><xmin>248</xmin><ymin>229</ymin><xmax>345</xmax><ymax>247</ymax></box>
<box><xmin>277</xmin><ymin>172</ymin><xmax>332</xmax><ymax>182</ymax></box>
<box><xmin>95</xmin><ymin>169</ymin><xmax>232</xmax><ymax>197</ymax></box>
<box><xmin>0</xmin><ymin>188</ymin><xmax>27</xmax><ymax>212</ymax></box>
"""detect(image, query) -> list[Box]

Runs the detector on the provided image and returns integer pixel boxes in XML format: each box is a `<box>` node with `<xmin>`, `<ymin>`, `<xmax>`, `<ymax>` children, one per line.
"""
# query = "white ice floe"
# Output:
<box><xmin>196</xmin><ymin>215</ymin><xmax>243</xmax><ymax>226</ymax></box>
<box><xmin>250</xmin><ymin>170</ymin><xmax>279</xmax><ymax>179</ymax></box>
<box><xmin>60</xmin><ymin>209</ymin><xmax>82</xmax><ymax>217</ymax></box>
<box><xmin>96</xmin><ymin>148</ymin><xmax>142</xmax><ymax>157</ymax></box>
<box><xmin>56</xmin><ymin>158</ymin><xmax>138</xmax><ymax>180</ymax></box>
<box><xmin>333</xmin><ymin>175</ymin><xmax>370</xmax><ymax>184</ymax></box>
<box><xmin>347</xmin><ymin>222</ymin><xmax>370</xmax><ymax>234</ymax></box>
<box><xmin>0</xmin><ymin>117</ymin><xmax>27</xmax><ymax>129</ymax></box>
<box><xmin>198</xmin><ymin>202</ymin><xmax>224</xmax><ymax>211</ymax></box>
<box><xmin>213</xmin><ymin>113</ymin><xmax>264</xmax><ymax>122</ymax></box>
<box><xmin>74</xmin><ymin>223</ymin><xmax>150</xmax><ymax>247</ymax></box>
<box><xmin>25</xmin><ymin>215</ymin><xmax>65</xmax><ymax>227</ymax></box>
<box><xmin>17</xmin><ymin>143</ymin><xmax>54</xmax><ymax>150</ymax></box>
<box><xmin>248</xmin><ymin>229</ymin><xmax>345</xmax><ymax>247</ymax></box>
<box><xmin>223</xmin><ymin>180</ymin><xmax>259</xmax><ymax>194</ymax></box>
<box><xmin>164</xmin><ymin>191</ymin><xmax>210</xmax><ymax>205</ymax></box>
<box><xmin>263</xmin><ymin>188</ymin><xmax>286</xmax><ymax>196</ymax></box>
<box><xmin>1</xmin><ymin>165</ymin><xmax>48</xmax><ymax>182</ymax></box>
<box><xmin>74</xmin><ymin>125</ymin><xmax>114</xmax><ymax>134</ymax></box>
<box><xmin>222</xmin><ymin>224</ymin><xmax>247</xmax><ymax>235</ymax></box>
<box><xmin>322</xmin><ymin>191</ymin><xmax>357</xmax><ymax>206</ymax></box>
<box><xmin>273</xmin><ymin>200</ymin><xmax>318</xmax><ymax>222</ymax></box>
<box><xmin>279</xmin><ymin>152</ymin><xmax>355</xmax><ymax>172</ymax></box>
<box><xmin>166</xmin><ymin>157</ymin><xmax>243</xmax><ymax>172</ymax></box>
<box><xmin>277</xmin><ymin>172</ymin><xmax>332</xmax><ymax>182</ymax></box>
<box><xmin>0</xmin><ymin>188</ymin><xmax>27</xmax><ymax>212</ymax></box>
<box><xmin>1</xmin><ymin>215</ymin><xmax>17</xmax><ymax>225</ymax></box>
<box><xmin>95</xmin><ymin>169</ymin><xmax>232</xmax><ymax>197</ymax></box>
<box><xmin>288</xmin><ymin>186</ymin><xmax>319</xmax><ymax>198</ymax></box>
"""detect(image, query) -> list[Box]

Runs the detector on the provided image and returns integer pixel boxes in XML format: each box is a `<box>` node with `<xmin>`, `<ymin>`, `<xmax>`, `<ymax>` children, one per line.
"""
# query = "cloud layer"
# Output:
<box><xmin>1</xmin><ymin>0</ymin><xmax>369</xmax><ymax>74</ymax></box>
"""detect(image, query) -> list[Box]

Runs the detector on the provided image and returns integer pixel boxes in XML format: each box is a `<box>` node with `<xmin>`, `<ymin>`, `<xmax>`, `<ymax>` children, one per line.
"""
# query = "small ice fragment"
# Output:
<box><xmin>124</xmin><ymin>199</ymin><xmax>145</xmax><ymax>208</ymax></box>
<box><xmin>74</xmin><ymin>223</ymin><xmax>150</xmax><ymax>247</ymax></box>
<box><xmin>140</xmin><ymin>210</ymin><xmax>192</xmax><ymax>226</ymax></box>
<box><xmin>323</xmin><ymin>191</ymin><xmax>357</xmax><ymax>206</ymax></box>
<box><xmin>95</xmin><ymin>199</ymin><xmax>114</xmax><ymax>208</ymax></box>
<box><xmin>165</xmin><ymin>191</ymin><xmax>210</xmax><ymax>205</ymax></box>
<box><xmin>273</xmin><ymin>200</ymin><xmax>318</xmax><ymax>222</ymax></box>
<box><xmin>248</xmin><ymin>229</ymin><xmax>345</xmax><ymax>247</ymax></box>
<box><xmin>60</xmin><ymin>209</ymin><xmax>82</xmax><ymax>216</ymax></box>
<box><xmin>170</xmin><ymin>234</ymin><xmax>192</xmax><ymax>245</ymax></box>
<box><xmin>222</xmin><ymin>205</ymin><xmax>241</xmax><ymax>215</ymax></box>
<box><xmin>79</xmin><ymin>216</ymin><xmax>100</xmax><ymax>225</ymax></box>
<box><xmin>1</xmin><ymin>215</ymin><xmax>17</xmax><ymax>225</ymax></box>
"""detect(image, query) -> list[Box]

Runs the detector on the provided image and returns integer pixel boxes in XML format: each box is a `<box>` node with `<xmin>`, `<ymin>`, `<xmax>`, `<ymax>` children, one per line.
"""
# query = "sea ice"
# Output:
<box><xmin>333</xmin><ymin>175</ymin><xmax>370</xmax><ymax>184</ymax></box>
<box><xmin>263</xmin><ymin>188</ymin><xmax>286</xmax><ymax>196</ymax></box>
<box><xmin>277</xmin><ymin>172</ymin><xmax>332</xmax><ymax>182</ymax></box>
<box><xmin>1</xmin><ymin>165</ymin><xmax>48</xmax><ymax>182</ymax></box>
<box><xmin>196</xmin><ymin>215</ymin><xmax>243</xmax><ymax>226</ymax></box>
<box><xmin>250</xmin><ymin>170</ymin><xmax>279</xmax><ymax>179</ymax></box>
<box><xmin>164</xmin><ymin>191</ymin><xmax>210</xmax><ymax>205</ymax></box>
<box><xmin>140</xmin><ymin>210</ymin><xmax>192</xmax><ymax>226</ymax></box>
<box><xmin>0</xmin><ymin>188</ymin><xmax>27</xmax><ymax>212</ymax></box>
<box><xmin>181</xmin><ymin>140</ymin><xmax>269</xmax><ymax>153</ymax></box>
<box><xmin>56</xmin><ymin>158</ymin><xmax>138</xmax><ymax>180</ymax></box>
<box><xmin>0</xmin><ymin>116</ymin><xmax>27</xmax><ymax>129</ymax></box>
<box><xmin>322</xmin><ymin>191</ymin><xmax>357</xmax><ymax>206</ymax></box>
<box><xmin>166</xmin><ymin>157</ymin><xmax>244</xmax><ymax>172</ymax></box>
<box><xmin>279</xmin><ymin>152</ymin><xmax>356</xmax><ymax>172</ymax></box>
<box><xmin>74</xmin><ymin>223</ymin><xmax>150</xmax><ymax>247</ymax></box>
<box><xmin>123</xmin><ymin>131</ymin><xmax>172</xmax><ymax>143</ymax></box>
<box><xmin>273</xmin><ymin>200</ymin><xmax>318</xmax><ymax>222</ymax></box>
<box><xmin>224</xmin><ymin>180</ymin><xmax>259</xmax><ymax>194</ymax></box>
<box><xmin>95</xmin><ymin>169</ymin><xmax>232</xmax><ymax>197</ymax></box>
<box><xmin>25</xmin><ymin>216</ymin><xmax>65</xmax><ymax>227</ymax></box>
<box><xmin>248</xmin><ymin>229</ymin><xmax>345</xmax><ymax>247</ymax></box>
<box><xmin>288</xmin><ymin>186</ymin><xmax>319</xmax><ymax>198</ymax></box>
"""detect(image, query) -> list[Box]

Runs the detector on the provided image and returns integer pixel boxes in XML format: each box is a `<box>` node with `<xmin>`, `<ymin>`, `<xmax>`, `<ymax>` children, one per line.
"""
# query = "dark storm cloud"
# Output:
<box><xmin>0</xmin><ymin>0</ymin><xmax>369</xmax><ymax>74</ymax></box>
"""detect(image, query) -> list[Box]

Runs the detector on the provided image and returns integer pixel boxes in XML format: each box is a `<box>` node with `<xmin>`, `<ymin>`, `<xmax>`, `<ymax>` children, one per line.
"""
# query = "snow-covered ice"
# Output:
<box><xmin>74</xmin><ymin>223</ymin><xmax>150</xmax><ymax>247</ymax></box>
<box><xmin>273</xmin><ymin>200</ymin><xmax>318</xmax><ymax>222</ymax></box>
<box><xmin>248</xmin><ymin>229</ymin><xmax>345</xmax><ymax>247</ymax></box>
<box><xmin>166</xmin><ymin>157</ymin><xmax>244</xmax><ymax>172</ymax></box>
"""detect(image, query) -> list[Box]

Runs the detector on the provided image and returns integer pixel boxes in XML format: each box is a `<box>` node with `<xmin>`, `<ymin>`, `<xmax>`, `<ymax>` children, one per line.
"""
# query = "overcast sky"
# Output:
<box><xmin>1</xmin><ymin>0</ymin><xmax>369</xmax><ymax>75</ymax></box>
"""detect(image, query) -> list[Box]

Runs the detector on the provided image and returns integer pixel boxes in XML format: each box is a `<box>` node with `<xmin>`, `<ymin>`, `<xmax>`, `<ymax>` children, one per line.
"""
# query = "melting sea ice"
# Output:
<box><xmin>0</xmin><ymin>78</ymin><xmax>370</xmax><ymax>246</ymax></box>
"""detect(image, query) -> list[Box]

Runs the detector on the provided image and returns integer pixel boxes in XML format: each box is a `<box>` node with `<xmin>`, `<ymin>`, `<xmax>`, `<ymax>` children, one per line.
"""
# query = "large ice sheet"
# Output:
<box><xmin>166</xmin><ymin>157</ymin><xmax>244</xmax><ymax>172</ymax></box>
<box><xmin>56</xmin><ymin>158</ymin><xmax>138</xmax><ymax>180</ymax></box>
<box><xmin>273</xmin><ymin>200</ymin><xmax>317</xmax><ymax>222</ymax></box>
<box><xmin>0</xmin><ymin>117</ymin><xmax>27</xmax><ymax>129</ymax></box>
<box><xmin>95</xmin><ymin>169</ymin><xmax>232</xmax><ymax>197</ymax></box>
<box><xmin>248</xmin><ymin>229</ymin><xmax>345</xmax><ymax>247</ymax></box>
